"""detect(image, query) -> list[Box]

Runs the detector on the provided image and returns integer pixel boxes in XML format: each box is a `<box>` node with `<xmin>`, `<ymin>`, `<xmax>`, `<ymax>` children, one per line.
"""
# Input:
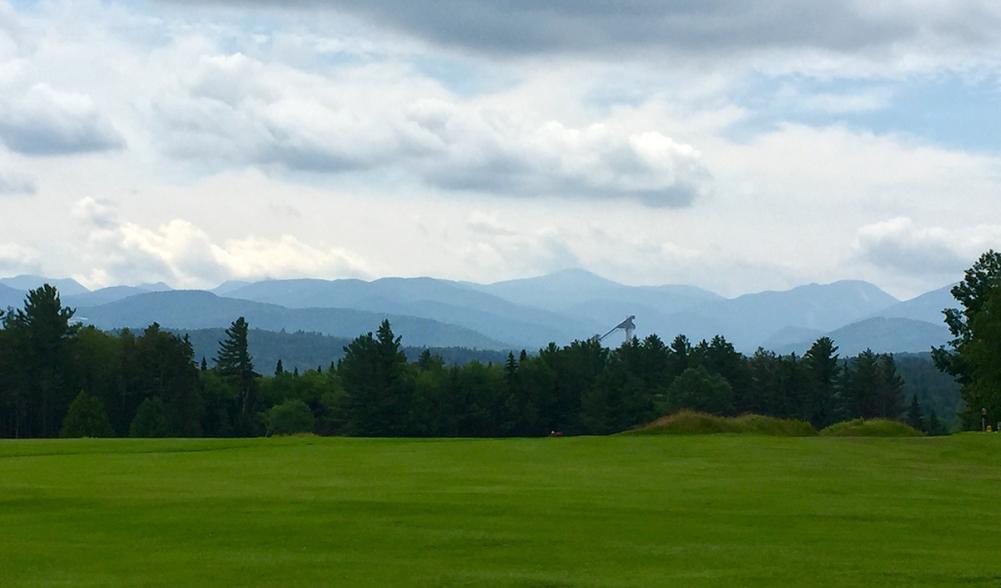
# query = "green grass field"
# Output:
<box><xmin>2</xmin><ymin>434</ymin><xmax>1000</xmax><ymax>587</ymax></box>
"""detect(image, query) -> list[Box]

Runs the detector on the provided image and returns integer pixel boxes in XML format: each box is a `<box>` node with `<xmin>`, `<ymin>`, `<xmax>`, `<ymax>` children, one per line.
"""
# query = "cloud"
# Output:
<box><xmin>0</xmin><ymin>84</ymin><xmax>123</xmax><ymax>155</ymax></box>
<box><xmin>73</xmin><ymin>196</ymin><xmax>120</xmax><ymax>229</ymax></box>
<box><xmin>74</xmin><ymin>198</ymin><xmax>369</xmax><ymax>288</ymax></box>
<box><xmin>1</xmin><ymin>0</ymin><xmax>999</xmax><ymax>298</ymax></box>
<box><xmin>0</xmin><ymin>242</ymin><xmax>39</xmax><ymax>276</ymax></box>
<box><xmin>409</xmin><ymin>101</ymin><xmax>710</xmax><ymax>206</ymax></box>
<box><xmin>0</xmin><ymin>1</ymin><xmax>25</xmax><ymax>55</ymax></box>
<box><xmin>460</xmin><ymin>211</ymin><xmax>806</xmax><ymax>295</ymax></box>
<box><xmin>855</xmin><ymin>217</ymin><xmax>1001</xmax><ymax>275</ymax></box>
<box><xmin>151</xmin><ymin>54</ymin><xmax>710</xmax><ymax>206</ymax></box>
<box><xmin>464</xmin><ymin>212</ymin><xmax>580</xmax><ymax>276</ymax></box>
<box><xmin>199</xmin><ymin>0</ymin><xmax>1001</xmax><ymax>70</ymax></box>
<box><xmin>0</xmin><ymin>168</ymin><xmax>34</xmax><ymax>194</ymax></box>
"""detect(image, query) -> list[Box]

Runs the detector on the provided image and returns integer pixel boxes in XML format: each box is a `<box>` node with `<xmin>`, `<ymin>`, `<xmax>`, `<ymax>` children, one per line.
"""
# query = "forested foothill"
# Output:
<box><xmin>2</xmin><ymin>251</ymin><xmax>1000</xmax><ymax>438</ymax></box>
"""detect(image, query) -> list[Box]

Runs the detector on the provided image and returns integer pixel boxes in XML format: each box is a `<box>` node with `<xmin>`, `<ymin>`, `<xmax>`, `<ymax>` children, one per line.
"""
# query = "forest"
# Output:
<box><xmin>0</xmin><ymin>280</ymin><xmax>968</xmax><ymax>439</ymax></box>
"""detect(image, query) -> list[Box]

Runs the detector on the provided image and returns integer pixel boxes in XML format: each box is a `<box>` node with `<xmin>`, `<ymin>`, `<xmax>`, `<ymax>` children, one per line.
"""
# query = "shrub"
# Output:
<box><xmin>60</xmin><ymin>391</ymin><xmax>114</xmax><ymax>438</ymax></box>
<box><xmin>130</xmin><ymin>397</ymin><xmax>170</xmax><ymax>438</ymax></box>
<box><xmin>266</xmin><ymin>399</ymin><xmax>315</xmax><ymax>436</ymax></box>
<box><xmin>625</xmin><ymin>410</ymin><xmax>815</xmax><ymax>436</ymax></box>
<box><xmin>665</xmin><ymin>367</ymin><xmax>734</xmax><ymax>415</ymax></box>
<box><xmin>820</xmin><ymin>418</ymin><xmax>923</xmax><ymax>437</ymax></box>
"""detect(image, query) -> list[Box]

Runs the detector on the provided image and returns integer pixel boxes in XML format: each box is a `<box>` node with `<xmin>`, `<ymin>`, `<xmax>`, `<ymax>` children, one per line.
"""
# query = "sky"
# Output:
<box><xmin>0</xmin><ymin>0</ymin><xmax>1000</xmax><ymax>298</ymax></box>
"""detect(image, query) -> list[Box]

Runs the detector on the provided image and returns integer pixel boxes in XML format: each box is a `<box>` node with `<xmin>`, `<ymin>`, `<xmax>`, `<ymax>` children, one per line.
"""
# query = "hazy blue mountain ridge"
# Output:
<box><xmin>773</xmin><ymin>317</ymin><xmax>949</xmax><ymax>356</ymax></box>
<box><xmin>0</xmin><ymin>284</ymin><xmax>24</xmax><ymax>310</ymax></box>
<box><xmin>1</xmin><ymin>269</ymin><xmax>960</xmax><ymax>354</ymax></box>
<box><xmin>224</xmin><ymin>276</ymin><xmax>594</xmax><ymax>348</ymax></box>
<box><xmin>64</xmin><ymin>286</ymin><xmax>158</xmax><ymax>307</ymax></box>
<box><xmin>76</xmin><ymin>291</ymin><xmax>510</xmax><ymax>350</ymax></box>
<box><xmin>871</xmin><ymin>284</ymin><xmax>958</xmax><ymax>324</ymax></box>
<box><xmin>0</xmin><ymin>275</ymin><xmax>89</xmax><ymax>296</ymax></box>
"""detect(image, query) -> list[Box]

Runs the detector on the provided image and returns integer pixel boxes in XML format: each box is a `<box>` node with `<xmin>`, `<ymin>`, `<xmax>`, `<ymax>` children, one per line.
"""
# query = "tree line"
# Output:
<box><xmin>0</xmin><ymin>283</ymin><xmax>963</xmax><ymax>438</ymax></box>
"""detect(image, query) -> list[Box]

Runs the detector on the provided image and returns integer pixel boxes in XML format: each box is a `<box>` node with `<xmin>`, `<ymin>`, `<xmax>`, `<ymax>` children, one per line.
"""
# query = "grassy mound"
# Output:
<box><xmin>625</xmin><ymin>410</ymin><xmax>816</xmax><ymax>436</ymax></box>
<box><xmin>820</xmin><ymin>418</ymin><xmax>923</xmax><ymax>437</ymax></box>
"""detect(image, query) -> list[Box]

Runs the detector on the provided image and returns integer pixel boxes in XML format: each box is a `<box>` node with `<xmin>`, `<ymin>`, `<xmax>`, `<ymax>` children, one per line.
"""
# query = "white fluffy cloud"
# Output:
<box><xmin>0</xmin><ymin>84</ymin><xmax>123</xmax><ymax>155</ymax></box>
<box><xmin>0</xmin><ymin>0</ymin><xmax>999</xmax><ymax>298</ymax></box>
<box><xmin>150</xmin><ymin>53</ymin><xmax>710</xmax><ymax>206</ymax></box>
<box><xmin>0</xmin><ymin>242</ymin><xmax>39</xmax><ymax>275</ymax></box>
<box><xmin>73</xmin><ymin>197</ymin><xmax>368</xmax><ymax>288</ymax></box>
<box><xmin>855</xmin><ymin>217</ymin><xmax>1001</xmax><ymax>275</ymax></box>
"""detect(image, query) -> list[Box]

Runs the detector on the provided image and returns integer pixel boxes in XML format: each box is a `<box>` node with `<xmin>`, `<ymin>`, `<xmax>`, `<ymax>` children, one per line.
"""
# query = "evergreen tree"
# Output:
<box><xmin>803</xmin><ymin>337</ymin><xmax>841</xmax><ymax>427</ymax></box>
<box><xmin>505</xmin><ymin>355</ymin><xmax>551</xmax><ymax>435</ymax></box>
<box><xmin>129</xmin><ymin>397</ymin><xmax>170</xmax><ymax>437</ymax></box>
<box><xmin>875</xmin><ymin>354</ymin><xmax>905</xmax><ymax>418</ymax></box>
<box><xmin>582</xmin><ymin>359</ymin><xmax>652</xmax><ymax>434</ymax></box>
<box><xmin>124</xmin><ymin>324</ymin><xmax>202</xmax><ymax>437</ymax></box>
<box><xmin>694</xmin><ymin>336</ymin><xmax>750</xmax><ymax>413</ymax></box>
<box><xmin>417</xmin><ymin>349</ymin><xmax>444</xmax><ymax>371</ymax></box>
<box><xmin>60</xmin><ymin>390</ymin><xmax>114</xmax><ymax>438</ymax></box>
<box><xmin>844</xmin><ymin>349</ymin><xmax>880</xmax><ymax>419</ymax></box>
<box><xmin>71</xmin><ymin>326</ymin><xmax>124</xmax><ymax>434</ymax></box>
<box><xmin>274</xmin><ymin>359</ymin><xmax>285</xmax><ymax>376</ymax></box>
<box><xmin>906</xmin><ymin>395</ymin><xmax>925</xmax><ymax>432</ymax></box>
<box><xmin>7</xmin><ymin>285</ymin><xmax>79</xmax><ymax>437</ymax></box>
<box><xmin>927</xmin><ymin>410</ymin><xmax>948</xmax><ymax>436</ymax></box>
<box><xmin>340</xmin><ymin>320</ymin><xmax>412</xmax><ymax>435</ymax></box>
<box><xmin>747</xmin><ymin>348</ymin><xmax>782</xmax><ymax>415</ymax></box>
<box><xmin>667</xmin><ymin>335</ymin><xmax>692</xmax><ymax>379</ymax></box>
<box><xmin>215</xmin><ymin>317</ymin><xmax>258</xmax><ymax>434</ymax></box>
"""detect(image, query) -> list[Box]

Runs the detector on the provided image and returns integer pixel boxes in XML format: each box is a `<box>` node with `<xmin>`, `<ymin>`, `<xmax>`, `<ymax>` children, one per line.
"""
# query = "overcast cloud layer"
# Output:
<box><xmin>0</xmin><ymin>0</ymin><xmax>999</xmax><ymax>297</ymax></box>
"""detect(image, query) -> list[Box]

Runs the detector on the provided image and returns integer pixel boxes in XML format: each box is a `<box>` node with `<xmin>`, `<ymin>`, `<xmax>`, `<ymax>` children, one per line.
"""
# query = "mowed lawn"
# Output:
<box><xmin>1</xmin><ymin>435</ymin><xmax>1000</xmax><ymax>587</ymax></box>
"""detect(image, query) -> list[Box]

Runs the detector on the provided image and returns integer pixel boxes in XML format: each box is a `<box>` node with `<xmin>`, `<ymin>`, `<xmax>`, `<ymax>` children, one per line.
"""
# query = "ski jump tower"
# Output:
<box><xmin>593</xmin><ymin>315</ymin><xmax>636</xmax><ymax>345</ymax></box>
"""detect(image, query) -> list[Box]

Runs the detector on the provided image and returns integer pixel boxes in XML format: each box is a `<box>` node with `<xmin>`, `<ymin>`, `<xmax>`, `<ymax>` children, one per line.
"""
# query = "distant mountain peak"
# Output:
<box><xmin>0</xmin><ymin>274</ymin><xmax>90</xmax><ymax>296</ymax></box>
<box><xmin>137</xmin><ymin>281</ymin><xmax>173</xmax><ymax>291</ymax></box>
<box><xmin>490</xmin><ymin>267</ymin><xmax>622</xmax><ymax>290</ymax></box>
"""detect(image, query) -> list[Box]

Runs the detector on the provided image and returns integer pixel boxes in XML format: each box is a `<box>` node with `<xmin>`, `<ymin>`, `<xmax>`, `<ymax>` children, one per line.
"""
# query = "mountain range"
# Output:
<box><xmin>0</xmin><ymin>270</ymin><xmax>960</xmax><ymax>354</ymax></box>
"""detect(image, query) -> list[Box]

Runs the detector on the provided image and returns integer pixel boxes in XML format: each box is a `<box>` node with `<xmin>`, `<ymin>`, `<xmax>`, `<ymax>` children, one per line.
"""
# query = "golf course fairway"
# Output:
<box><xmin>1</xmin><ymin>434</ymin><xmax>999</xmax><ymax>587</ymax></box>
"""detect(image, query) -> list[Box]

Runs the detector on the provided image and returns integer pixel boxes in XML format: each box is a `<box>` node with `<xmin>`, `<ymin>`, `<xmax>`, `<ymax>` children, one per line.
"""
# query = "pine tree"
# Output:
<box><xmin>215</xmin><ymin>317</ymin><xmax>257</xmax><ymax>433</ymax></box>
<box><xmin>274</xmin><ymin>359</ymin><xmax>284</xmax><ymax>376</ymax></box>
<box><xmin>803</xmin><ymin>337</ymin><xmax>841</xmax><ymax>427</ymax></box>
<box><xmin>8</xmin><ymin>284</ymin><xmax>79</xmax><ymax>437</ymax></box>
<box><xmin>341</xmin><ymin>320</ymin><xmax>412</xmax><ymax>435</ymax></box>
<box><xmin>927</xmin><ymin>411</ymin><xmax>947</xmax><ymax>436</ymax></box>
<box><xmin>417</xmin><ymin>349</ymin><xmax>440</xmax><ymax>371</ymax></box>
<box><xmin>875</xmin><ymin>354</ymin><xmax>905</xmax><ymax>418</ymax></box>
<box><xmin>906</xmin><ymin>395</ymin><xmax>925</xmax><ymax>432</ymax></box>
<box><xmin>844</xmin><ymin>349</ymin><xmax>880</xmax><ymax>419</ymax></box>
<box><xmin>504</xmin><ymin>352</ymin><xmax>518</xmax><ymax>381</ymax></box>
